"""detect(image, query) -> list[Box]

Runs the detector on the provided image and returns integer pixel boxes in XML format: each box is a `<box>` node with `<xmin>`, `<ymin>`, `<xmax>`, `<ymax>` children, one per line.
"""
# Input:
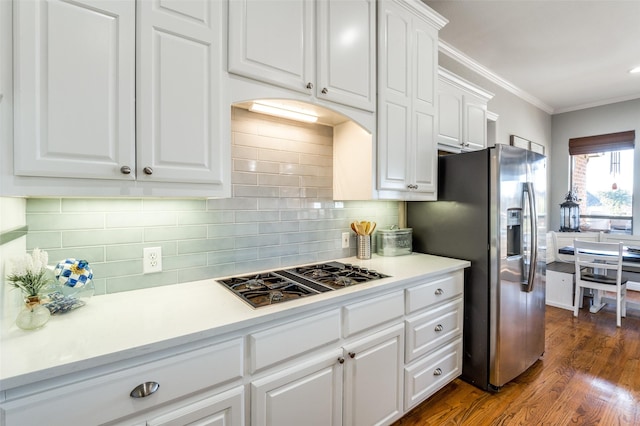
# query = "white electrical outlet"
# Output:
<box><xmin>143</xmin><ymin>247</ymin><xmax>162</xmax><ymax>274</ymax></box>
<box><xmin>342</xmin><ymin>232</ymin><xmax>350</xmax><ymax>248</ymax></box>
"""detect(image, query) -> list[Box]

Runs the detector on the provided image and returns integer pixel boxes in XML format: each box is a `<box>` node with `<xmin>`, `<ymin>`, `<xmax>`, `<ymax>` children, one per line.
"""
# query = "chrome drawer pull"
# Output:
<box><xmin>434</xmin><ymin>324</ymin><xmax>443</xmax><ymax>332</ymax></box>
<box><xmin>435</xmin><ymin>288</ymin><xmax>444</xmax><ymax>295</ymax></box>
<box><xmin>433</xmin><ymin>368</ymin><xmax>443</xmax><ymax>376</ymax></box>
<box><xmin>130</xmin><ymin>381</ymin><xmax>160</xmax><ymax>398</ymax></box>
<box><xmin>120</xmin><ymin>165</ymin><xmax>131</xmax><ymax>174</ymax></box>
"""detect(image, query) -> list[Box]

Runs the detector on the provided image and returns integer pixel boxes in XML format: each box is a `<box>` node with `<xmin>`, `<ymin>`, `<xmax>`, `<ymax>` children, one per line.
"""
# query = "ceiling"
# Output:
<box><xmin>424</xmin><ymin>1</ymin><xmax>640</xmax><ymax>114</ymax></box>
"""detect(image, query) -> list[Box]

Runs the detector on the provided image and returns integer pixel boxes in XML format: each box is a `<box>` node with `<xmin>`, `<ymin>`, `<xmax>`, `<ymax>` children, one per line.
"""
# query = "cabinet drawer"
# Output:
<box><xmin>342</xmin><ymin>290</ymin><xmax>404</xmax><ymax>337</ymax></box>
<box><xmin>0</xmin><ymin>338</ymin><xmax>244</xmax><ymax>426</ymax></box>
<box><xmin>404</xmin><ymin>338</ymin><xmax>462</xmax><ymax>411</ymax></box>
<box><xmin>406</xmin><ymin>272</ymin><xmax>463</xmax><ymax>314</ymax></box>
<box><xmin>405</xmin><ymin>298</ymin><xmax>463</xmax><ymax>363</ymax></box>
<box><xmin>250</xmin><ymin>309</ymin><xmax>341</xmax><ymax>373</ymax></box>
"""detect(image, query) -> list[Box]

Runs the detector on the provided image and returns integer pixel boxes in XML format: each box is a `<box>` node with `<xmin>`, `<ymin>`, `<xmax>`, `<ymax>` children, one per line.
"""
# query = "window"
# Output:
<box><xmin>569</xmin><ymin>131</ymin><xmax>635</xmax><ymax>234</ymax></box>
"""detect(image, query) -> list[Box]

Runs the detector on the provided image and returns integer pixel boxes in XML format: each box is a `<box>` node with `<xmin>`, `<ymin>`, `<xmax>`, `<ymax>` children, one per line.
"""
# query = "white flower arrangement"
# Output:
<box><xmin>6</xmin><ymin>248</ymin><xmax>53</xmax><ymax>297</ymax></box>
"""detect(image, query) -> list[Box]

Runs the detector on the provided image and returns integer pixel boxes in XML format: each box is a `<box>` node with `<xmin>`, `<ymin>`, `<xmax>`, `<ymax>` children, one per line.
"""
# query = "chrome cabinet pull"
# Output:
<box><xmin>338</xmin><ymin>357</ymin><xmax>345</xmax><ymax>364</ymax></box>
<box><xmin>434</xmin><ymin>288</ymin><xmax>444</xmax><ymax>295</ymax></box>
<box><xmin>407</xmin><ymin>184</ymin><xmax>418</xmax><ymax>190</ymax></box>
<box><xmin>130</xmin><ymin>381</ymin><xmax>160</xmax><ymax>398</ymax></box>
<box><xmin>321</xmin><ymin>87</ymin><xmax>328</xmax><ymax>94</ymax></box>
<box><xmin>143</xmin><ymin>167</ymin><xmax>153</xmax><ymax>175</ymax></box>
<box><xmin>120</xmin><ymin>165</ymin><xmax>131</xmax><ymax>174</ymax></box>
<box><xmin>434</xmin><ymin>324</ymin><xmax>443</xmax><ymax>332</ymax></box>
<box><xmin>306</xmin><ymin>82</ymin><xmax>313</xmax><ymax>89</ymax></box>
<box><xmin>433</xmin><ymin>368</ymin><xmax>442</xmax><ymax>376</ymax></box>
<box><xmin>348</xmin><ymin>352</ymin><xmax>356</xmax><ymax>358</ymax></box>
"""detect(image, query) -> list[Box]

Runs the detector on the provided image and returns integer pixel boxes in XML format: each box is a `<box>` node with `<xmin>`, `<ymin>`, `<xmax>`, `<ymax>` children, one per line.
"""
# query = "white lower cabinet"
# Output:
<box><xmin>0</xmin><ymin>270</ymin><xmax>467</xmax><ymax>426</ymax></box>
<box><xmin>403</xmin><ymin>271</ymin><xmax>465</xmax><ymax>411</ymax></box>
<box><xmin>251</xmin><ymin>349</ymin><xmax>344</xmax><ymax>426</ymax></box>
<box><xmin>249</xmin><ymin>309</ymin><xmax>341</xmax><ymax>374</ymax></box>
<box><xmin>404</xmin><ymin>337</ymin><xmax>463</xmax><ymax>410</ymax></box>
<box><xmin>0</xmin><ymin>338</ymin><xmax>244</xmax><ymax>426</ymax></box>
<box><xmin>127</xmin><ymin>386</ymin><xmax>245</xmax><ymax>426</ymax></box>
<box><xmin>405</xmin><ymin>298</ymin><xmax>463</xmax><ymax>363</ymax></box>
<box><xmin>343</xmin><ymin>324</ymin><xmax>404</xmax><ymax>426</ymax></box>
<box><xmin>251</xmin><ymin>323</ymin><xmax>404</xmax><ymax>426</ymax></box>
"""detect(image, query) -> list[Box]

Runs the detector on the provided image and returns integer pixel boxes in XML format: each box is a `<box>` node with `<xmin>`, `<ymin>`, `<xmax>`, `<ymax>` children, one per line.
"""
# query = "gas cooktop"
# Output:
<box><xmin>217</xmin><ymin>261</ymin><xmax>389</xmax><ymax>308</ymax></box>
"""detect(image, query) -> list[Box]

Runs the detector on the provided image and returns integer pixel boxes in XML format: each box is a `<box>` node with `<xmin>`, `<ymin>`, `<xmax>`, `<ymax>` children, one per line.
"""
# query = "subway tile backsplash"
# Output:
<box><xmin>26</xmin><ymin>108</ymin><xmax>400</xmax><ymax>294</ymax></box>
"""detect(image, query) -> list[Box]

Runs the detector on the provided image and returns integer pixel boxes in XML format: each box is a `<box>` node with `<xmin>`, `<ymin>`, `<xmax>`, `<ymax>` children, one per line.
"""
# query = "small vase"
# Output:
<box><xmin>15</xmin><ymin>296</ymin><xmax>51</xmax><ymax>330</ymax></box>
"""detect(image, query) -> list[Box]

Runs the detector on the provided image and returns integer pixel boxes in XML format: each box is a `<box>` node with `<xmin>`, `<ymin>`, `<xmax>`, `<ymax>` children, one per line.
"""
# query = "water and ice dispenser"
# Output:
<box><xmin>507</xmin><ymin>208</ymin><xmax>522</xmax><ymax>257</ymax></box>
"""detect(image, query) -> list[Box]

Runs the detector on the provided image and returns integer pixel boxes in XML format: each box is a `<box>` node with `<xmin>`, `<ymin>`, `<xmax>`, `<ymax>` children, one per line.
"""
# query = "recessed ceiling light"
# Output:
<box><xmin>630</xmin><ymin>66</ymin><xmax>640</xmax><ymax>74</ymax></box>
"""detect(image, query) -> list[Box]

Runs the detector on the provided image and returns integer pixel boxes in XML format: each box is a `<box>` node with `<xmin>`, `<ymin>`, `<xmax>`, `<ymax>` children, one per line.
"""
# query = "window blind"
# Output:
<box><xmin>568</xmin><ymin>130</ymin><xmax>635</xmax><ymax>155</ymax></box>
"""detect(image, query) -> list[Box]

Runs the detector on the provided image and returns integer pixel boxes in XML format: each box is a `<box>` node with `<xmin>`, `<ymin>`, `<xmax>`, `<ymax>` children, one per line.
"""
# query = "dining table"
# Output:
<box><xmin>557</xmin><ymin>245</ymin><xmax>640</xmax><ymax>313</ymax></box>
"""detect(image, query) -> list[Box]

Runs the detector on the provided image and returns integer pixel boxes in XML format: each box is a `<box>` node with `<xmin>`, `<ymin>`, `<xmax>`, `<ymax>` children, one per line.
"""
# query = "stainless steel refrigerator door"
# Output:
<box><xmin>525</xmin><ymin>150</ymin><xmax>547</xmax><ymax>371</ymax></box>
<box><xmin>489</xmin><ymin>145</ymin><xmax>534</xmax><ymax>388</ymax></box>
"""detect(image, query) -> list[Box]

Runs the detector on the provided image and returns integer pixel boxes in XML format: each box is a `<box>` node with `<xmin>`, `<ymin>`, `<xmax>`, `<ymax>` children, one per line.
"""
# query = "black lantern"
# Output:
<box><xmin>560</xmin><ymin>190</ymin><xmax>580</xmax><ymax>232</ymax></box>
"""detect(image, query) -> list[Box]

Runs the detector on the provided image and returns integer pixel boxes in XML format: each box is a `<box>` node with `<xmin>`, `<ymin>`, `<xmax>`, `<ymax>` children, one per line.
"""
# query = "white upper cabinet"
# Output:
<box><xmin>9</xmin><ymin>0</ymin><xmax>229</xmax><ymax>197</ymax></box>
<box><xmin>377</xmin><ymin>0</ymin><xmax>446</xmax><ymax>200</ymax></box>
<box><xmin>228</xmin><ymin>0</ymin><xmax>313</xmax><ymax>95</ymax></box>
<box><xmin>316</xmin><ymin>0</ymin><xmax>376</xmax><ymax>111</ymax></box>
<box><xmin>228</xmin><ymin>0</ymin><xmax>376</xmax><ymax>112</ymax></box>
<box><xmin>13</xmin><ymin>0</ymin><xmax>136</xmax><ymax>181</ymax></box>
<box><xmin>137</xmin><ymin>0</ymin><xmax>227</xmax><ymax>186</ymax></box>
<box><xmin>437</xmin><ymin>68</ymin><xmax>494</xmax><ymax>153</ymax></box>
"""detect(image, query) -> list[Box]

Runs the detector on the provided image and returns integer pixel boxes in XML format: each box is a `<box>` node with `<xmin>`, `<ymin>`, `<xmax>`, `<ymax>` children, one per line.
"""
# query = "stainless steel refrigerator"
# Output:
<box><xmin>407</xmin><ymin>144</ymin><xmax>546</xmax><ymax>391</ymax></box>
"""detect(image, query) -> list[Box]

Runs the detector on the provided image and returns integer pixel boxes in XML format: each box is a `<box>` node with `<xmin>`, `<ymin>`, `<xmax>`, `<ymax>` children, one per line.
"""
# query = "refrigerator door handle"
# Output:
<box><xmin>525</xmin><ymin>182</ymin><xmax>538</xmax><ymax>292</ymax></box>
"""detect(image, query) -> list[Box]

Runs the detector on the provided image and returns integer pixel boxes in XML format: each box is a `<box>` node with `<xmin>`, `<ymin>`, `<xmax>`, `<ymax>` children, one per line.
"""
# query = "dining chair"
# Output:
<box><xmin>573</xmin><ymin>239</ymin><xmax>627</xmax><ymax>327</ymax></box>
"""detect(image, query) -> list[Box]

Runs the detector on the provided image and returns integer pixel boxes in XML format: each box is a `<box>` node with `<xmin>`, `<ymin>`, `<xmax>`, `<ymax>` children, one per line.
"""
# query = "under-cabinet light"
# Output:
<box><xmin>249</xmin><ymin>101</ymin><xmax>318</xmax><ymax>123</ymax></box>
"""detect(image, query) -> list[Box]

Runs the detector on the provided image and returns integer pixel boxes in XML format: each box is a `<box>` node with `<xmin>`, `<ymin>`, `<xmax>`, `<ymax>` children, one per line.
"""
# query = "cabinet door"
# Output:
<box><xmin>409</xmin><ymin>16</ymin><xmax>438</xmax><ymax>195</ymax></box>
<box><xmin>13</xmin><ymin>0</ymin><xmax>135</xmax><ymax>180</ymax></box>
<box><xmin>228</xmin><ymin>0</ymin><xmax>314</xmax><ymax>94</ymax></box>
<box><xmin>146</xmin><ymin>386</ymin><xmax>244</xmax><ymax>426</ymax></box>
<box><xmin>377</xmin><ymin>0</ymin><xmax>411</xmax><ymax>192</ymax></box>
<box><xmin>463</xmin><ymin>94</ymin><xmax>488</xmax><ymax>151</ymax></box>
<box><xmin>251</xmin><ymin>350</ymin><xmax>343</xmax><ymax>426</ymax></box>
<box><xmin>377</xmin><ymin>0</ymin><xmax>439</xmax><ymax>198</ymax></box>
<box><xmin>317</xmin><ymin>0</ymin><xmax>376</xmax><ymax>111</ymax></box>
<box><xmin>137</xmin><ymin>0</ymin><xmax>227</xmax><ymax>188</ymax></box>
<box><xmin>343</xmin><ymin>323</ymin><xmax>404</xmax><ymax>426</ymax></box>
<box><xmin>436</xmin><ymin>81</ymin><xmax>463</xmax><ymax>149</ymax></box>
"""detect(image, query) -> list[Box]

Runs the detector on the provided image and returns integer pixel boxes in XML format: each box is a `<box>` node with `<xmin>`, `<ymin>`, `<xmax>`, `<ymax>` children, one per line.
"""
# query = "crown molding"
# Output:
<box><xmin>553</xmin><ymin>93</ymin><xmax>640</xmax><ymax>115</ymax></box>
<box><xmin>438</xmin><ymin>67</ymin><xmax>494</xmax><ymax>101</ymax></box>
<box><xmin>438</xmin><ymin>40</ymin><xmax>554</xmax><ymax>115</ymax></box>
<box><xmin>397</xmin><ymin>0</ymin><xmax>448</xmax><ymax>30</ymax></box>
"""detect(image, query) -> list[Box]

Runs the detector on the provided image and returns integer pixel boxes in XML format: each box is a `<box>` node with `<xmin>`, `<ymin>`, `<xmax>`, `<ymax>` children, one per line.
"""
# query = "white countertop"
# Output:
<box><xmin>0</xmin><ymin>253</ymin><xmax>469</xmax><ymax>391</ymax></box>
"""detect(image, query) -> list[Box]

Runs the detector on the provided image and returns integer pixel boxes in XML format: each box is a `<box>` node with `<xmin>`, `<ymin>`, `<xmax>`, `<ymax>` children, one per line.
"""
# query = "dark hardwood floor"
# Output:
<box><xmin>394</xmin><ymin>291</ymin><xmax>640</xmax><ymax>425</ymax></box>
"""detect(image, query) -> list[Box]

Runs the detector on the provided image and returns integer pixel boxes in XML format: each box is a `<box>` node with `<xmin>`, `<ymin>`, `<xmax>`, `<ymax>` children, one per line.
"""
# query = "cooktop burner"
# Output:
<box><xmin>285</xmin><ymin>262</ymin><xmax>389</xmax><ymax>290</ymax></box>
<box><xmin>217</xmin><ymin>261</ymin><xmax>390</xmax><ymax>308</ymax></box>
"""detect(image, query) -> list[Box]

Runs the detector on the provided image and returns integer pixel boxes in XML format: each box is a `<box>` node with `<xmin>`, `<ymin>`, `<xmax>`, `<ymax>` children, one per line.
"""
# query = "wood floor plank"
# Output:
<box><xmin>394</xmin><ymin>293</ymin><xmax>640</xmax><ymax>426</ymax></box>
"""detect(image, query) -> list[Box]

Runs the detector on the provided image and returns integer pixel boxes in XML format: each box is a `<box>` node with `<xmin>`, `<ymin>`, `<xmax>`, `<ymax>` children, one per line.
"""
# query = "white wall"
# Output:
<box><xmin>549</xmin><ymin>99</ymin><xmax>640</xmax><ymax>233</ymax></box>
